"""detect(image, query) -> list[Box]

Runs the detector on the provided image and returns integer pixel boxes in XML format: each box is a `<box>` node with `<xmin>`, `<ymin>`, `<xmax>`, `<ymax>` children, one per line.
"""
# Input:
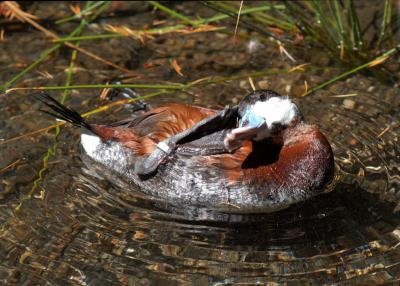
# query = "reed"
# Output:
<box><xmin>282</xmin><ymin>0</ymin><xmax>396</xmax><ymax>93</ymax></box>
<box><xmin>201</xmin><ymin>1</ymin><xmax>397</xmax><ymax>93</ymax></box>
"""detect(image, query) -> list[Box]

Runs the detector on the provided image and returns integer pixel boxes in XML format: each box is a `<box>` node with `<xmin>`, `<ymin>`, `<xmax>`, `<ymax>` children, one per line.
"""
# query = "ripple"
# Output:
<box><xmin>1</xmin><ymin>81</ymin><xmax>399</xmax><ymax>284</ymax></box>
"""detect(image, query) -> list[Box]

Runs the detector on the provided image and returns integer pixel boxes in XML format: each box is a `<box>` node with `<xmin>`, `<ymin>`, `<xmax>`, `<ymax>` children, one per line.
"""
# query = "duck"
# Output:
<box><xmin>36</xmin><ymin>89</ymin><xmax>334</xmax><ymax>213</ymax></box>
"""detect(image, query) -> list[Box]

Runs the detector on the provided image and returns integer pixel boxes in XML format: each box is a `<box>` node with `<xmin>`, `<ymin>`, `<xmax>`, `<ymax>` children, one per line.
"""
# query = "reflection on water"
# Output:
<box><xmin>0</xmin><ymin>2</ymin><xmax>400</xmax><ymax>285</ymax></box>
<box><xmin>1</xmin><ymin>87</ymin><xmax>399</xmax><ymax>284</ymax></box>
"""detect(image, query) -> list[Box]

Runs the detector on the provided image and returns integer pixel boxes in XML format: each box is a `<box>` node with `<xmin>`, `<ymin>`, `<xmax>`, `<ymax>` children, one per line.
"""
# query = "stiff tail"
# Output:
<box><xmin>34</xmin><ymin>93</ymin><xmax>92</xmax><ymax>131</ymax></box>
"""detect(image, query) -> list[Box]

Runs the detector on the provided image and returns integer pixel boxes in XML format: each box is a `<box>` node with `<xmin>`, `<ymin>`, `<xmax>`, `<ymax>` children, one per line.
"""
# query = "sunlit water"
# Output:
<box><xmin>1</xmin><ymin>2</ymin><xmax>400</xmax><ymax>285</ymax></box>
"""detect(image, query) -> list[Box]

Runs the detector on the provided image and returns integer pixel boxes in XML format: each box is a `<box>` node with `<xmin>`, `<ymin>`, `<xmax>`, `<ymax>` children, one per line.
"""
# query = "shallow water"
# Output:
<box><xmin>0</xmin><ymin>2</ymin><xmax>400</xmax><ymax>285</ymax></box>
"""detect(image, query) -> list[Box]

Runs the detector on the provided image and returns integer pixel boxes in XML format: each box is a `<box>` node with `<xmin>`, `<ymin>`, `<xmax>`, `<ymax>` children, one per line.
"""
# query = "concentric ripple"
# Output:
<box><xmin>1</xmin><ymin>77</ymin><xmax>400</xmax><ymax>285</ymax></box>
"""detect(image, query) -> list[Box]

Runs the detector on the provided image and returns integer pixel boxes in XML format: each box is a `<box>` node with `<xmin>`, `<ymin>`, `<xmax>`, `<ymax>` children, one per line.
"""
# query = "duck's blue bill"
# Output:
<box><xmin>239</xmin><ymin>109</ymin><xmax>265</xmax><ymax>129</ymax></box>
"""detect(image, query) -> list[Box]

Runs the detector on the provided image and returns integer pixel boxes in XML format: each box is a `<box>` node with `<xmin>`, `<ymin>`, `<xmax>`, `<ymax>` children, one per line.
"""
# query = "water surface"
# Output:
<box><xmin>0</xmin><ymin>2</ymin><xmax>399</xmax><ymax>285</ymax></box>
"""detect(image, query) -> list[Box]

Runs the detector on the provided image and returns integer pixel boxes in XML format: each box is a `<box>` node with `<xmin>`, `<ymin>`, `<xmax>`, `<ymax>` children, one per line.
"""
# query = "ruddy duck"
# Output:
<box><xmin>37</xmin><ymin>89</ymin><xmax>334</xmax><ymax>213</ymax></box>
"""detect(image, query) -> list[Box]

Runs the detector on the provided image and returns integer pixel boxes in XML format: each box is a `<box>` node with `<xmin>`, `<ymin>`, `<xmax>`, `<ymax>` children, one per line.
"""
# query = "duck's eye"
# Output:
<box><xmin>259</xmin><ymin>93</ymin><xmax>267</xmax><ymax>101</ymax></box>
<box><xmin>270</xmin><ymin>122</ymin><xmax>283</xmax><ymax>134</ymax></box>
<box><xmin>241</xmin><ymin>118</ymin><xmax>249</xmax><ymax>126</ymax></box>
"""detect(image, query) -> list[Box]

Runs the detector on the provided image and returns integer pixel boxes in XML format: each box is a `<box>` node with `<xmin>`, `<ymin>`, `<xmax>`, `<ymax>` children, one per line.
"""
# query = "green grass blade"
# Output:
<box><xmin>55</xmin><ymin>1</ymin><xmax>108</xmax><ymax>24</ymax></box>
<box><xmin>147</xmin><ymin>1</ymin><xmax>198</xmax><ymax>26</ymax></box>
<box><xmin>202</xmin><ymin>1</ymin><xmax>280</xmax><ymax>40</ymax></box>
<box><xmin>55</xmin><ymin>6</ymin><xmax>280</xmax><ymax>43</ymax></box>
<box><xmin>376</xmin><ymin>0</ymin><xmax>392</xmax><ymax>49</ymax></box>
<box><xmin>304</xmin><ymin>43</ymin><xmax>400</xmax><ymax>96</ymax></box>
<box><xmin>346</xmin><ymin>0</ymin><xmax>363</xmax><ymax>50</ymax></box>
<box><xmin>311</xmin><ymin>0</ymin><xmax>340</xmax><ymax>47</ymax></box>
<box><xmin>211</xmin><ymin>1</ymin><xmax>295</xmax><ymax>31</ymax></box>
<box><xmin>0</xmin><ymin>44</ymin><xmax>61</xmax><ymax>93</ymax></box>
<box><xmin>328</xmin><ymin>1</ymin><xmax>345</xmax><ymax>48</ymax></box>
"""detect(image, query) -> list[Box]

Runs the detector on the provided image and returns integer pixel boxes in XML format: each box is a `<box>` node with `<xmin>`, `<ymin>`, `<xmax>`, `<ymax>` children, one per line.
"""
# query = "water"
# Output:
<box><xmin>0</xmin><ymin>2</ymin><xmax>400</xmax><ymax>285</ymax></box>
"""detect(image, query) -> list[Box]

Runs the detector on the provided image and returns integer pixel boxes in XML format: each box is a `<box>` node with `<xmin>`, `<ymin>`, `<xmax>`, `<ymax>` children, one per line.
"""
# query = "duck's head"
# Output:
<box><xmin>224</xmin><ymin>90</ymin><xmax>303</xmax><ymax>151</ymax></box>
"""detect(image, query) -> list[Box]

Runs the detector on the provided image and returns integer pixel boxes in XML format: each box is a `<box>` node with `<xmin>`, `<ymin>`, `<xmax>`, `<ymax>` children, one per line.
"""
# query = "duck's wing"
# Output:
<box><xmin>128</xmin><ymin>103</ymin><xmax>218</xmax><ymax>139</ymax></box>
<box><xmin>90</xmin><ymin>104</ymin><xmax>218</xmax><ymax>150</ymax></box>
<box><xmin>35</xmin><ymin>93</ymin><xmax>240</xmax><ymax>173</ymax></box>
<box><xmin>134</xmin><ymin>105</ymin><xmax>239</xmax><ymax>176</ymax></box>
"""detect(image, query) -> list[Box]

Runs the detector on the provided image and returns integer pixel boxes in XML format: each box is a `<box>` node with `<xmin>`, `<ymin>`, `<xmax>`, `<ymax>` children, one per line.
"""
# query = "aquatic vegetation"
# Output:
<box><xmin>204</xmin><ymin>0</ymin><xmax>399</xmax><ymax>91</ymax></box>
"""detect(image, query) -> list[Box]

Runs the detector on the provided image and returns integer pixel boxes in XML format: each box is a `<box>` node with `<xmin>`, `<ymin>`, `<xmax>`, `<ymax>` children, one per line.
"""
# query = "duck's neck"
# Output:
<box><xmin>281</xmin><ymin>122</ymin><xmax>313</xmax><ymax>146</ymax></box>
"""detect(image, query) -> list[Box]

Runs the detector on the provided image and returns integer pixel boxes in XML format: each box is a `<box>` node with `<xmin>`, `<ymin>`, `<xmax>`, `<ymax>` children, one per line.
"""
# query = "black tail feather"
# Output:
<box><xmin>34</xmin><ymin>93</ymin><xmax>92</xmax><ymax>131</ymax></box>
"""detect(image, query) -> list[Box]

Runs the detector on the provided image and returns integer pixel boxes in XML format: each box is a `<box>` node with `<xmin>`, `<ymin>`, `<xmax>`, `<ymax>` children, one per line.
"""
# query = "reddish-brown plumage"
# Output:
<box><xmin>89</xmin><ymin>104</ymin><xmax>333</xmax><ymax>192</ymax></box>
<box><xmin>37</xmin><ymin>90</ymin><xmax>335</xmax><ymax>213</ymax></box>
<box><xmin>205</xmin><ymin>123</ymin><xmax>333</xmax><ymax>189</ymax></box>
<box><xmin>90</xmin><ymin>104</ymin><xmax>216</xmax><ymax>156</ymax></box>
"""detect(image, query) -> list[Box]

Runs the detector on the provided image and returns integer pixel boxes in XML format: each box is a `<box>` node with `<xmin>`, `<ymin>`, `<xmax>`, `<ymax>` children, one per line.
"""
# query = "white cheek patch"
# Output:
<box><xmin>251</xmin><ymin>96</ymin><xmax>298</xmax><ymax>127</ymax></box>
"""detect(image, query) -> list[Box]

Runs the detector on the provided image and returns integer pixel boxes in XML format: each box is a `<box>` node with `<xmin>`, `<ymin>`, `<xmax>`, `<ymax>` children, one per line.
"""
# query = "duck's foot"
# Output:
<box><xmin>107</xmin><ymin>84</ymin><xmax>151</xmax><ymax>113</ymax></box>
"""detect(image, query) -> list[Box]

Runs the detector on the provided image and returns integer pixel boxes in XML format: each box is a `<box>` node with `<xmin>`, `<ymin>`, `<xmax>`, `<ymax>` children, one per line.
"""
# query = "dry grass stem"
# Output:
<box><xmin>248</xmin><ymin>77</ymin><xmax>256</xmax><ymax>91</ymax></box>
<box><xmin>330</xmin><ymin>93</ymin><xmax>358</xmax><ymax>98</ymax></box>
<box><xmin>377</xmin><ymin>126</ymin><xmax>391</xmax><ymax>138</ymax></box>
<box><xmin>2</xmin><ymin>1</ymin><xmax>136</xmax><ymax>75</ymax></box>
<box><xmin>0</xmin><ymin>159</ymin><xmax>21</xmax><ymax>173</ymax></box>
<box><xmin>234</xmin><ymin>0</ymin><xmax>244</xmax><ymax>37</ymax></box>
